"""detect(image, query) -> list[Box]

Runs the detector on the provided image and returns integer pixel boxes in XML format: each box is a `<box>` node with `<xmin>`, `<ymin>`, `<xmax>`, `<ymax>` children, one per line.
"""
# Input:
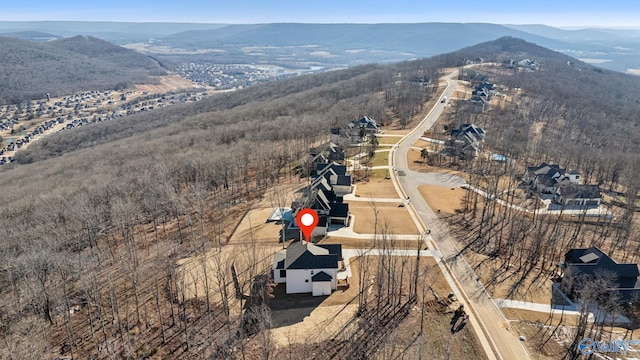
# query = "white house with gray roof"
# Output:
<box><xmin>273</xmin><ymin>241</ymin><xmax>343</xmax><ymax>296</ymax></box>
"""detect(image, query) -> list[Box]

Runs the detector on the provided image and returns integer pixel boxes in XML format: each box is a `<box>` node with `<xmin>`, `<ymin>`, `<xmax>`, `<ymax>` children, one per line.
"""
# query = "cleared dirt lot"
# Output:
<box><xmin>348</xmin><ymin>201</ymin><xmax>420</xmax><ymax>235</ymax></box>
<box><xmin>354</xmin><ymin>178</ymin><xmax>400</xmax><ymax>198</ymax></box>
<box><xmin>135</xmin><ymin>74</ymin><xmax>202</xmax><ymax>94</ymax></box>
<box><xmin>406</xmin><ymin>150</ymin><xmax>468</xmax><ymax>180</ymax></box>
<box><xmin>228</xmin><ymin>181</ymin><xmax>305</xmax><ymax>244</ymax></box>
<box><xmin>229</xmin><ymin>207</ymin><xmax>283</xmax><ymax>243</ymax></box>
<box><xmin>418</xmin><ymin>184</ymin><xmax>465</xmax><ymax>215</ymax></box>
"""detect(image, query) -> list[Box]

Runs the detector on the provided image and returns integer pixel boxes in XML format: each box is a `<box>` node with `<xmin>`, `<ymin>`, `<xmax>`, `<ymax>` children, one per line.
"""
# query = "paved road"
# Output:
<box><xmin>391</xmin><ymin>71</ymin><xmax>532</xmax><ymax>360</ymax></box>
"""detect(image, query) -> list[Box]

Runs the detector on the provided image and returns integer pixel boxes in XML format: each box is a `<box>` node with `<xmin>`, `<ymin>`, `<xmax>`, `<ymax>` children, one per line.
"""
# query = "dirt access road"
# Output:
<box><xmin>390</xmin><ymin>69</ymin><xmax>532</xmax><ymax>360</ymax></box>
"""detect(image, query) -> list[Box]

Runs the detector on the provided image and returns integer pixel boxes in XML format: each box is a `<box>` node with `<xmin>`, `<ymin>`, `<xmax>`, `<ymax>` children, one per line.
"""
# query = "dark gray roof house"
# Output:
<box><xmin>292</xmin><ymin>186</ymin><xmax>350</xmax><ymax>228</ymax></box>
<box><xmin>316</xmin><ymin>162</ymin><xmax>347</xmax><ymax>177</ymax></box>
<box><xmin>345</xmin><ymin>116</ymin><xmax>380</xmax><ymax>143</ymax></box>
<box><xmin>284</xmin><ymin>241</ymin><xmax>341</xmax><ymax>270</ymax></box>
<box><xmin>273</xmin><ymin>241</ymin><xmax>345</xmax><ymax>295</ymax></box>
<box><xmin>446</xmin><ymin>123</ymin><xmax>486</xmax><ymax>159</ymax></box>
<box><xmin>559</xmin><ymin>247</ymin><xmax>640</xmax><ymax>301</ymax></box>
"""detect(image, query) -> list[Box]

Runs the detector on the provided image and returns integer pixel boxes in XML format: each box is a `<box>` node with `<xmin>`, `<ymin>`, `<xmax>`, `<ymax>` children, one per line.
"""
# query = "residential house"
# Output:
<box><xmin>290</xmin><ymin>182</ymin><xmax>350</xmax><ymax>240</ymax></box>
<box><xmin>517</xmin><ymin>59</ymin><xmax>539</xmax><ymax>71</ymax></box>
<box><xmin>555</xmin><ymin>184</ymin><xmax>601</xmax><ymax>207</ymax></box>
<box><xmin>558</xmin><ymin>247</ymin><xmax>640</xmax><ymax>302</ymax></box>
<box><xmin>524</xmin><ymin>163</ymin><xmax>597</xmax><ymax>205</ymax></box>
<box><xmin>273</xmin><ymin>241</ymin><xmax>344</xmax><ymax>296</ymax></box>
<box><xmin>468</xmin><ymin>82</ymin><xmax>496</xmax><ymax>112</ymax></box>
<box><xmin>445</xmin><ymin>123</ymin><xmax>485</xmax><ymax>159</ymax></box>
<box><xmin>562</xmin><ymin>170</ymin><xmax>582</xmax><ymax>184</ymax></box>
<box><xmin>468</xmin><ymin>96</ymin><xmax>489</xmax><ymax>113</ymax></box>
<box><xmin>308</xmin><ymin>142</ymin><xmax>345</xmax><ymax>165</ymax></box>
<box><xmin>524</xmin><ymin>162</ymin><xmax>566</xmax><ymax>194</ymax></box>
<box><xmin>345</xmin><ymin>116</ymin><xmax>380</xmax><ymax>143</ymax></box>
<box><xmin>314</xmin><ymin>163</ymin><xmax>352</xmax><ymax>199</ymax></box>
<box><xmin>329</xmin><ymin>128</ymin><xmax>342</xmax><ymax>144</ymax></box>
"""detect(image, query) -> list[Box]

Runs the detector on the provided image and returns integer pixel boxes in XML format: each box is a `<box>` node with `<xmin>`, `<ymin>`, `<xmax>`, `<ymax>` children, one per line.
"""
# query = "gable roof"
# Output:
<box><xmin>312</xmin><ymin>271</ymin><xmax>333</xmax><ymax>282</ymax></box>
<box><xmin>526</xmin><ymin>162</ymin><xmax>565</xmax><ymax>180</ymax></box>
<box><xmin>564</xmin><ymin>247</ymin><xmax>640</xmax><ymax>285</ymax></box>
<box><xmin>311</xmin><ymin>176</ymin><xmax>332</xmax><ymax>193</ymax></box>
<box><xmin>330</xmin><ymin>174</ymin><xmax>352</xmax><ymax>187</ymax></box>
<box><xmin>292</xmin><ymin>188</ymin><xmax>334</xmax><ymax>213</ymax></box>
<box><xmin>450</xmin><ymin>123</ymin><xmax>485</xmax><ymax>141</ymax></box>
<box><xmin>318</xmin><ymin>244</ymin><xmax>343</xmax><ymax>261</ymax></box>
<box><xmin>317</xmin><ymin>162</ymin><xmax>347</xmax><ymax>177</ymax></box>
<box><xmin>348</xmin><ymin>116</ymin><xmax>378</xmax><ymax>129</ymax></box>
<box><xmin>285</xmin><ymin>241</ymin><xmax>339</xmax><ymax>270</ymax></box>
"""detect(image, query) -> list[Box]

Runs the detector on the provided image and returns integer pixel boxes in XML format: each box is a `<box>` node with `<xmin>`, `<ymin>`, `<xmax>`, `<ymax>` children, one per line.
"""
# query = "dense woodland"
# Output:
<box><xmin>1</xmin><ymin>36</ymin><xmax>639</xmax><ymax>358</ymax></box>
<box><xmin>0</xmin><ymin>50</ymin><xmax>440</xmax><ymax>358</ymax></box>
<box><xmin>0</xmin><ymin>35</ymin><xmax>165</xmax><ymax>104</ymax></box>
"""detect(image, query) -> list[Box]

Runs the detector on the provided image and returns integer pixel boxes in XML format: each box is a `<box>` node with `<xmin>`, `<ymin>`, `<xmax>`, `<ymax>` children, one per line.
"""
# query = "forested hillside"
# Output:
<box><xmin>0</xmin><ymin>35</ymin><xmax>166</xmax><ymax>104</ymax></box>
<box><xmin>442</xmin><ymin>37</ymin><xmax>640</xmax><ymax>189</ymax></box>
<box><xmin>1</xmin><ymin>36</ymin><xmax>639</xmax><ymax>358</ymax></box>
<box><xmin>0</xmin><ymin>53</ymin><xmax>440</xmax><ymax>358</ymax></box>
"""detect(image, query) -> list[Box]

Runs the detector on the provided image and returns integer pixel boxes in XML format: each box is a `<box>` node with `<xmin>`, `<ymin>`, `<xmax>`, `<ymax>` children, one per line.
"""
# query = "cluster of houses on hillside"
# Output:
<box><xmin>502</xmin><ymin>58</ymin><xmax>540</xmax><ymax>71</ymax></box>
<box><xmin>271</xmin><ymin>159</ymin><xmax>353</xmax><ymax>296</ymax></box>
<box><xmin>444</xmin><ymin>123</ymin><xmax>486</xmax><ymax>160</ymax></box>
<box><xmin>298</xmin><ymin>116</ymin><xmax>380</xmax><ymax>176</ymax></box>
<box><xmin>290</xmin><ymin>162</ymin><xmax>352</xmax><ymax>235</ymax></box>
<box><xmin>524</xmin><ymin>162</ymin><xmax>601</xmax><ymax>207</ymax></box>
<box><xmin>468</xmin><ymin>82</ymin><xmax>496</xmax><ymax>113</ymax></box>
<box><xmin>269</xmin><ymin>116</ymin><xmax>384</xmax><ymax>297</ymax></box>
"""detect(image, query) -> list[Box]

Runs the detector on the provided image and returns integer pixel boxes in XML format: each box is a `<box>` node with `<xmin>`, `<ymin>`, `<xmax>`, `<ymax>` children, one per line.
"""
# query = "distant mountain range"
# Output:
<box><xmin>0</xmin><ymin>21</ymin><xmax>227</xmax><ymax>43</ymax></box>
<box><xmin>0</xmin><ymin>21</ymin><xmax>638</xmax><ymax>104</ymax></box>
<box><xmin>0</xmin><ymin>35</ymin><xmax>165</xmax><ymax>103</ymax></box>
<box><xmin>4</xmin><ymin>21</ymin><xmax>633</xmax><ymax>73</ymax></box>
<box><xmin>160</xmin><ymin>22</ymin><xmax>562</xmax><ymax>53</ymax></box>
<box><xmin>155</xmin><ymin>23</ymin><xmax>640</xmax><ymax>74</ymax></box>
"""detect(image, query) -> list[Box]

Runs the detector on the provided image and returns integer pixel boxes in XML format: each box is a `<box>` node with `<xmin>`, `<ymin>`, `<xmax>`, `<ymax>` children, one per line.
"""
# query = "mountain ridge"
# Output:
<box><xmin>0</xmin><ymin>35</ymin><xmax>166</xmax><ymax>103</ymax></box>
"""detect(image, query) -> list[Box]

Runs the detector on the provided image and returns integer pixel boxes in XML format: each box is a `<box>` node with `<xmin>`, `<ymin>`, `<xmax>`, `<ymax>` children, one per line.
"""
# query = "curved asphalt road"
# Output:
<box><xmin>391</xmin><ymin>71</ymin><xmax>532</xmax><ymax>360</ymax></box>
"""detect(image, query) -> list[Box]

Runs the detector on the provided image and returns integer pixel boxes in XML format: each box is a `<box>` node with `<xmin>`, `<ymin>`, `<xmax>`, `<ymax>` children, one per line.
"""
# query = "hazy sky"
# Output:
<box><xmin>2</xmin><ymin>0</ymin><xmax>639</xmax><ymax>27</ymax></box>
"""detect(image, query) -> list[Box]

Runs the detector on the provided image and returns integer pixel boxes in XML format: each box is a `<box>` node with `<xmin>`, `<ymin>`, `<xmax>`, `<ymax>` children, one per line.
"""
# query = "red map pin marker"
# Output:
<box><xmin>296</xmin><ymin>208</ymin><xmax>319</xmax><ymax>243</ymax></box>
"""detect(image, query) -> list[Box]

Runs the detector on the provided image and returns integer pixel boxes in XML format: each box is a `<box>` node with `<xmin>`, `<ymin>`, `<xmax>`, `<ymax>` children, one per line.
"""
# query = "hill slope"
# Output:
<box><xmin>160</xmin><ymin>22</ymin><xmax>563</xmax><ymax>54</ymax></box>
<box><xmin>0</xmin><ymin>36</ymin><xmax>166</xmax><ymax>103</ymax></box>
<box><xmin>439</xmin><ymin>36</ymin><xmax>640</xmax><ymax>179</ymax></box>
<box><xmin>2</xmin><ymin>36</ymin><xmax>640</xmax><ymax>359</ymax></box>
<box><xmin>0</xmin><ymin>21</ymin><xmax>228</xmax><ymax>43</ymax></box>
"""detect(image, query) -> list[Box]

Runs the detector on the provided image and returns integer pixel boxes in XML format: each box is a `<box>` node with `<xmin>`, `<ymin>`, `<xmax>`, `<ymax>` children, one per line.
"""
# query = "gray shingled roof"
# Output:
<box><xmin>285</xmin><ymin>241</ymin><xmax>339</xmax><ymax>270</ymax></box>
<box><xmin>564</xmin><ymin>247</ymin><xmax>640</xmax><ymax>286</ymax></box>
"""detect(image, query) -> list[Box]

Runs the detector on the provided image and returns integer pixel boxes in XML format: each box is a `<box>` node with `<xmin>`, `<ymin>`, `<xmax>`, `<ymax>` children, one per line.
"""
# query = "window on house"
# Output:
<box><xmin>310</xmin><ymin>270</ymin><xmax>314</xmax><ymax>275</ymax></box>
<box><xmin>305</xmin><ymin>279</ymin><xmax>309</xmax><ymax>283</ymax></box>
<box><xmin>280</xmin><ymin>270</ymin><xmax>286</xmax><ymax>278</ymax></box>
